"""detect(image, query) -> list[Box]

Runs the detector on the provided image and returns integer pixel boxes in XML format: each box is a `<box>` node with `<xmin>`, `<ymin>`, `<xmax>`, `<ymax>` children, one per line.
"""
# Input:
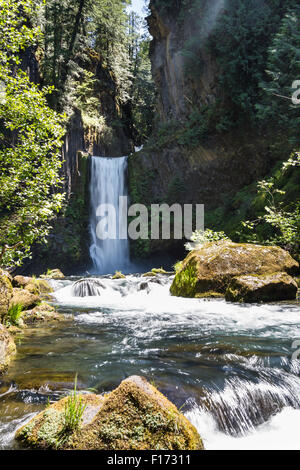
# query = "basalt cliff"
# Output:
<box><xmin>129</xmin><ymin>0</ymin><xmax>297</xmax><ymax>257</ymax></box>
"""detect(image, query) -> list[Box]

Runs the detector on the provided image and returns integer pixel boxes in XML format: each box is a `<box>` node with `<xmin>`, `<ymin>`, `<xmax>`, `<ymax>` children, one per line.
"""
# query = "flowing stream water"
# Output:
<box><xmin>0</xmin><ymin>275</ymin><xmax>299</xmax><ymax>450</ymax></box>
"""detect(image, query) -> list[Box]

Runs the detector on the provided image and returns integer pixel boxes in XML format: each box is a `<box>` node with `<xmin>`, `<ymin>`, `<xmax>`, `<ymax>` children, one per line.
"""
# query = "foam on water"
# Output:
<box><xmin>187</xmin><ymin>407</ymin><xmax>300</xmax><ymax>450</ymax></box>
<box><xmin>20</xmin><ymin>275</ymin><xmax>299</xmax><ymax>450</ymax></box>
<box><xmin>53</xmin><ymin>276</ymin><xmax>300</xmax><ymax>340</ymax></box>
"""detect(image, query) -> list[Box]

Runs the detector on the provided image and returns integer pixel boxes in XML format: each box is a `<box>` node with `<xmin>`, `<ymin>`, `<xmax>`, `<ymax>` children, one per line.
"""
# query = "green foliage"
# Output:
<box><xmin>0</xmin><ymin>0</ymin><xmax>65</xmax><ymax>269</ymax></box>
<box><xmin>241</xmin><ymin>153</ymin><xmax>300</xmax><ymax>252</ymax></box>
<box><xmin>173</xmin><ymin>261</ymin><xmax>183</xmax><ymax>273</ymax></box>
<box><xmin>40</xmin><ymin>0</ymin><xmax>154</xmax><ymax>142</ymax></box>
<box><xmin>61</xmin><ymin>375</ymin><xmax>86</xmax><ymax>434</ymax></box>
<box><xmin>185</xmin><ymin>229</ymin><xmax>230</xmax><ymax>251</ymax></box>
<box><xmin>205</xmin><ymin>152</ymin><xmax>300</xmax><ymax>254</ymax></box>
<box><xmin>178</xmin><ymin>0</ymin><xmax>299</xmax><ymax>144</ymax></box>
<box><xmin>5</xmin><ymin>303</ymin><xmax>24</xmax><ymax>327</ymax></box>
<box><xmin>256</xmin><ymin>5</ymin><xmax>300</xmax><ymax>146</ymax></box>
<box><xmin>177</xmin><ymin>108</ymin><xmax>210</xmax><ymax>147</ymax></box>
<box><xmin>129</xmin><ymin>24</ymin><xmax>155</xmax><ymax>144</ymax></box>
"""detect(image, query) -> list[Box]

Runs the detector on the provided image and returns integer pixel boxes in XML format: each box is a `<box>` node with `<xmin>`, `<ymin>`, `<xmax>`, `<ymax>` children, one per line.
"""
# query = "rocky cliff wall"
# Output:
<box><xmin>129</xmin><ymin>0</ymin><xmax>291</xmax><ymax>257</ymax></box>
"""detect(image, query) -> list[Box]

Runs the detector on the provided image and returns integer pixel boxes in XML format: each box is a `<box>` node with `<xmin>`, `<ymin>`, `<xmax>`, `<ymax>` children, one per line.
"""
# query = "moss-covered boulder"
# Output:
<box><xmin>16</xmin><ymin>376</ymin><xmax>203</xmax><ymax>450</ymax></box>
<box><xmin>12</xmin><ymin>275</ymin><xmax>32</xmax><ymax>288</ymax></box>
<box><xmin>170</xmin><ymin>241</ymin><xmax>299</xmax><ymax>299</ymax></box>
<box><xmin>112</xmin><ymin>271</ymin><xmax>126</xmax><ymax>280</ymax></box>
<box><xmin>151</xmin><ymin>268</ymin><xmax>168</xmax><ymax>274</ymax></box>
<box><xmin>13</xmin><ymin>276</ymin><xmax>53</xmax><ymax>296</ymax></box>
<box><xmin>0</xmin><ymin>269</ymin><xmax>13</xmax><ymax>319</ymax></box>
<box><xmin>41</xmin><ymin>269</ymin><xmax>65</xmax><ymax>280</ymax></box>
<box><xmin>225</xmin><ymin>273</ymin><xmax>298</xmax><ymax>303</ymax></box>
<box><xmin>22</xmin><ymin>303</ymin><xmax>64</xmax><ymax>325</ymax></box>
<box><xmin>142</xmin><ymin>272</ymin><xmax>157</xmax><ymax>278</ymax></box>
<box><xmin>10</xmin><ymin>288</ymin><xmax>39</xmax><ymax>310</ymax></box>
<box><xmin>0</xmin><ymin>324</ymin><xmax>16</xmax><ymax>373</ymax></box>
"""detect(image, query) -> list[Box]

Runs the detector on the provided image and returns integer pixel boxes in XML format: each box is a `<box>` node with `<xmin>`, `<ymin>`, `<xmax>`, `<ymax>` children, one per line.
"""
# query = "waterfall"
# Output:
<box><xmin>89</xmin><ymin>156</ymin><xmax>129</xmax><ymax>274</ymax></box>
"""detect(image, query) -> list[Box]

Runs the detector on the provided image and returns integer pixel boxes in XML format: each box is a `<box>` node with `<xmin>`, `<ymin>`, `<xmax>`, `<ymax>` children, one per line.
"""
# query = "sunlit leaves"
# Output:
<box><xmin>0</xmin><ymin>0</ymin><xmax>66</xmax><ymax>268</ymax></box>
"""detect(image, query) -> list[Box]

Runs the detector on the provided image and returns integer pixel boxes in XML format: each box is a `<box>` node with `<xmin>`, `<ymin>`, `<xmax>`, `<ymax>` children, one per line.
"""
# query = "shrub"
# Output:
<box><xmin>61</xmin><ymin>375</ymin><xmax>86</xmax><ymax>434</ymax></box>
<box><xmin>5</xmin><ymin>303</ymin><xmax>24</xmax><ymax>327</ymax></box>
<box><xmin>185</xmin><ymin>229</ymin><xmax>230</xmax><ymax>251</ymax></box>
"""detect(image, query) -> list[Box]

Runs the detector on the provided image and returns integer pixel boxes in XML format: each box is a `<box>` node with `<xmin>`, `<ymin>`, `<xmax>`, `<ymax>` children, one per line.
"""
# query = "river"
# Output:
<box><xmin>0</xmin><ymin>275</ymin><xmax>299</xmax><ymax>450</ymax></box>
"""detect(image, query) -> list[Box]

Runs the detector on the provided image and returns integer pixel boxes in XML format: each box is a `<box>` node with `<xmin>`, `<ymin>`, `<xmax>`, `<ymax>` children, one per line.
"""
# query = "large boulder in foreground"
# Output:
<box><xmin>225</xmin><ymin>273</ymin><xmax>298</xmax><ymax>303</ymax></box>
<box><xmin>0</xmin><ymin>324</ymin><xmax>16</xmax><ymax>373</ymax></box>
<box><xmin>170</xmin><ymin>241</ymin><xmax>299</xmax><ymax>301</ymax></box>
<box><xmin>16</xmin><ymin>376</ymin><xmax>203</xmax><ymax>450</ymax></box>
<box><xmin>0</xmin><ymin>269</ymin><xmax>13</xmax><ymax>319</ymax></box>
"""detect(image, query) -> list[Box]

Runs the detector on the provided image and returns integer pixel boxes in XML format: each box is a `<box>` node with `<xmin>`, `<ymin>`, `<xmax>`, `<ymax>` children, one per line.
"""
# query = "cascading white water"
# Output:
<box><xmin>89</xmin><ymin>156</ymin><xmax>129</xmax><ymax>274</ymax></box>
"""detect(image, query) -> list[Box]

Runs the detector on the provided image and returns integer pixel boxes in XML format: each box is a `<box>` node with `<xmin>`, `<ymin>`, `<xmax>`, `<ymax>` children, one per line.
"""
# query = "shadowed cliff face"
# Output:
<box><xmin>134</xmin><ymin>1</ymin><xmax>288</xmax><ymax>206</ymax></box>
<box><xmin>128</xmin><ymin>0</ymin><xmax>293</xmax><ymax>257</ymax></box>
<box><xmin>147</xmin><ymin>0</ymin><xmax>220</xmax><ymax>121</ymax></box>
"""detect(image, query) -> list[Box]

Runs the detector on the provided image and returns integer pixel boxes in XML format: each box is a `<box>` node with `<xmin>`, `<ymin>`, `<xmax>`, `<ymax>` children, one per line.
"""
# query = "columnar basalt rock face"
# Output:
<box><xmin>129</xmin><ymin>2</ymin><xmax>287</xmax><ymax>257</ymax></box>
<box><xmin>147</xmin><ymin>1</ymin><xmax>219</xmax><ymax>122</ymax></box>
<box><xmin>16</xmin><ymin>376</ymin><xmax>204</xmax><ymax>450</ymax></box>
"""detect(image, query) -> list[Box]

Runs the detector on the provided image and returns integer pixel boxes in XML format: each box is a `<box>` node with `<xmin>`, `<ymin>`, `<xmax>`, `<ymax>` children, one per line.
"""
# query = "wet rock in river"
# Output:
<box><xmin>16</xmin><ymin>376</ymin><xmax>204</xmax><ymax>450</ymax></box>
<box><xmin>171</xmin><ymin>241</ymin><xmax>299</xmax><ymax>301</ymax></box>
<box><xmin>142</xmin><ymin>272</ymin><xmax>157</xmax><ymax>278</ymax></box>
<box><xmin>10</xmin><ymin>288</ymin><xmax>39</xmax><ymax>310</ymax></box>
<box><xmin>22</xmin><ymin>302</ymin><xmax>65</xmax><ymax>325</ymax></box>
<box><xmin>112</xmin><ymin>271</ymin><xmax>126</xmax><ymax>279</ymax></box>
<box><xmin>40</xmin><ymin>269</ymin><xmax>65</xmax><ymax>280</ymax></box>
<box><xmin>13</xmin><ymin>276</ymin><xmax>53</xmax><ymax>296</ymax></box>
<box><xmin>225</xmin><ymin>273</ymin><xmax>298</xmax><ymax>303</ymax></box>
<box><xmin>71</xmin><ymin>278</ymin><xmax>105</xmax><ymax>297</ymax></box>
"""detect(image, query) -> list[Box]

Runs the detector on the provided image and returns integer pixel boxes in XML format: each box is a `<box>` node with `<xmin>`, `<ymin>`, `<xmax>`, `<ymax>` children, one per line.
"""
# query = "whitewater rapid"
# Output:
<box><xmin>50</xmin><ymin>275</ymin><xmax>300</xmax><ymax>450</ymax></box>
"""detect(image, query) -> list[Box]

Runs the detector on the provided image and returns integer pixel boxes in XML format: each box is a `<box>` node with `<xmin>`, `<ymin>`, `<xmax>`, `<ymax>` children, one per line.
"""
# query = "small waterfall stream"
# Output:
<box><xmin>89</xmin><ymin>156</ymin><xmax>129</xmax><ymax>274</ymax></box>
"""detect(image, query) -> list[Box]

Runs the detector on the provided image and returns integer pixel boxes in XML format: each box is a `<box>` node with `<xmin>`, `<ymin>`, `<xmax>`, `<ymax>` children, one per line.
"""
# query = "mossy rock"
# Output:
<box><xmin>151</xmin><ymin>268</ymin><xmax>168</xmax><ymax>274</ymax></box>
<box><xmin>26</xmin><ymin>279</ymin><xmax>53</xmax><ymax>296</ymax></box>
<box><xmin>16</xmin><ymin>393</ymin><xmax>104</xmax><ymax>449</ymax></box>
<box><xmin>294</xmin><ymin>277</ymin><xmax>300</xmax><ymax>288</ymax></box>
<box><xmin>13</xmin><ymin>276</ymin><xmax>53</xmax><ymax>296</ymax></box>
<box><xmin>0</xmin><ymin>324</ymin><xmax>16</xmax><ymax>374</ymax></box>
<box><xmin>142</xmin><ymin>272</ymin><xmax>157</xmax><ymax>278</ymax></box>
<box><xmin>195</xmin><ymin>292</ymin><xmax>224</xmax><ymax>299</ymax></box>
<box><xmin>13</xmin><ymin>275</ymin><xmax>32</xmax><ymax>288</ymax></box>
<box><xmin>16</xmin><ymin>376</ymin><xmax>204</xmax><ymax>450</ymax></box>
<box><xmin>0</xmin><ymin>269</ymin><xmax>13</xmax><ymax>319</ymax></box>
<box><xmin>225</xmin><ymin>273</ymin><xmax>298</xmax><ymax>303</ymax></box>
<box><xmin>170</xmin><ymin>241</ymin><xmax>299</xmax><ymax>299</ymax></box>
<box><xmin>10</xmin><ymin>288</ymin><xmax>39</xmax><ymax>310</ymax></box>
<box><xmin>112</xmin><ymin>271</ymin><xmax>126</xmax><ymax>280</ymax></box>
<box><xmin>22</xmin><ymin>303</ymin><xmax>65</xmax><ymax>325</ymax></box>
<box><xmin>41</xmin><ymin>269</ymin><xmax>65</xmax><ymax>280</ymax></box>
